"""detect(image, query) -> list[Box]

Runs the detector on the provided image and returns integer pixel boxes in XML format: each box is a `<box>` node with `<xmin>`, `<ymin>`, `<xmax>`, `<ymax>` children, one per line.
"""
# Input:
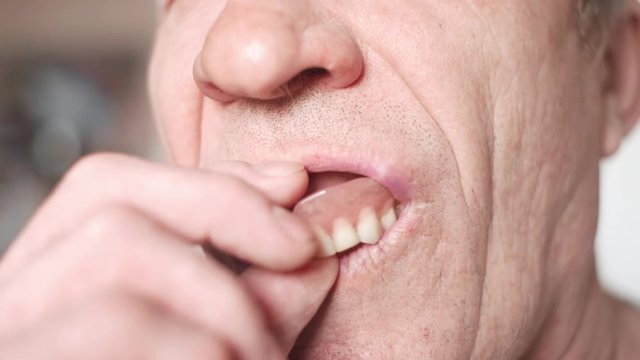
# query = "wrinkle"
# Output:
<box><xmin>194</xmin><ymin>93</ymin><xmax>203</xmax><ymax>167</ymax></box>
<box><xmin>371</xmin><ymin>44</ymin><xmax>472</xmax><ymax>214</ymax></box>
<box><xmin>367</xmin><ymin>38</ymin><xmax>488</xmax><ymax>360</ymax></box>
<box><xmin>461</xmin><ymin>4</ymin><xmax>500</xmax><ymax>357</ymax></box>
<box><xmin>360</xmin><ymin>3</ymin><xmax>496</xmax><ymax>358</ymax></box>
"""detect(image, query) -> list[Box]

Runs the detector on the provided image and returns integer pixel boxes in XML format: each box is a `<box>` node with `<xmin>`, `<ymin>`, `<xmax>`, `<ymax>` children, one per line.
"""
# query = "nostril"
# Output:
<box><xmin>195</xmin><ymin>79</ymin><xmax>238</xmax><ymax>103</ymax></box>
<box><xmin>194</xmin><ymin>3</ymin><xmax>363</xmax><ymax>103</ymax></box>
<box><xmin>280</xmin><ymin>68</ymin><xmax>329</xmax><ymax>97</ymax></box>
<box><xmin>298</xmin><ymin>67</ymin><xmax>329</xmax><ymax>81</ymax></box>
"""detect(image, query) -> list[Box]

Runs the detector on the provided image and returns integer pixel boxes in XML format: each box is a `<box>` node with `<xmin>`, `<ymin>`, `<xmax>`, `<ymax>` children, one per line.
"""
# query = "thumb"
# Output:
<box><xmin>240</xmin><ymin>257</ymin><xmax>339</xmax><ymax>353</ymax></box>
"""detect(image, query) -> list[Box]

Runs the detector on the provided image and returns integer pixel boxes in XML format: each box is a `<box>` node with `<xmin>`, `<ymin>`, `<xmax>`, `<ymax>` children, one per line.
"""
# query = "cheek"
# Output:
<box><xmin>148</xmin><ymin>0</ymin><xmax>226</xmax><ymax>166</ymax></box>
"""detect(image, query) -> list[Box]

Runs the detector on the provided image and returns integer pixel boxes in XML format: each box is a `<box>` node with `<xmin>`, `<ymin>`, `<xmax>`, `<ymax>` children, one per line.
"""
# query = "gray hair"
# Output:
<box><xmin>579</xmin><ymin>0</ymin><xmax>625</xmax><ymax>52</ymax></box>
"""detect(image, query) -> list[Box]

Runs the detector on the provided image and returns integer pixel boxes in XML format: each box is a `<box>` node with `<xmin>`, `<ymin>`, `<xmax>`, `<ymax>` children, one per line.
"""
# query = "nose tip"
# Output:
<box><xmin>193</xmin><ymin>2</ymin><xmax>363</xmax><ymax>102</ymax></box>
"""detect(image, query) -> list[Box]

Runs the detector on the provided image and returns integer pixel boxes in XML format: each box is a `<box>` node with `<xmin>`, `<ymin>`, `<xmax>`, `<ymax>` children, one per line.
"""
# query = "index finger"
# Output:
<box><xmin>4</xmin><ymin>154</ymin><xmax>316</xmax><ymax>274</ymax></box>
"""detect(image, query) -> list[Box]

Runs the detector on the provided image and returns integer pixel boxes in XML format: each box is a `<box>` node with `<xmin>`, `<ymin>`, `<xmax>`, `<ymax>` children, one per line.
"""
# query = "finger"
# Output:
<box><xmin>241</xmin><ymin>257</ymin><xmax>339</xmax><ymax>353</ymax></box>
<box><xmin>4</xmin><ymin>154</ymin><xmax>314</xmax><ymax>274</ymax></box>
<box><xmin>0</xmin><ymin>206</ymin><xmax>283</xmax><ymax>360</ymax></box>
<box><xmin>0</xmin><ymin>291</ymin><xmax>239</xmax><ymax>360</ymax></box>
<box><xmin>211</xmin><ymin>160</ymin><xmax>309</xmax><ymax>207</ymax></box>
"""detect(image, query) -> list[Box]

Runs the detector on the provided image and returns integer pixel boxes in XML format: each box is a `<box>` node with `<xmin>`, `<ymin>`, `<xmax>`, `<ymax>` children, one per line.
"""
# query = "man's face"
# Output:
<box><xmin>149</xmin><ymin>0</ymin><xmax>605</xmax><ymax>357</ymax></box>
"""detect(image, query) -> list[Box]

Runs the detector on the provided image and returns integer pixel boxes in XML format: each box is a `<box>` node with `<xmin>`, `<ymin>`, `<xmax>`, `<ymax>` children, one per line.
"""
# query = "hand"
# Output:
<box><xmin>0</xmin><ymin>154</ymin><xmax>338</xmax><ymax>359</ymax></box>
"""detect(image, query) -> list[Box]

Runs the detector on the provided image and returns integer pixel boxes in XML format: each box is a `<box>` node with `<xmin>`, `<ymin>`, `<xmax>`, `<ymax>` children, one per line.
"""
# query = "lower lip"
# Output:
<box><xmin>335</xmin><ymin>200</ymin><xmax>424</xmax><ymax>277</ymax></box>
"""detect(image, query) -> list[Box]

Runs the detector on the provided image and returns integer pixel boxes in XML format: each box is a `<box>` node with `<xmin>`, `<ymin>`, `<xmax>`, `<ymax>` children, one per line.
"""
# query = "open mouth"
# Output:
<box><xmin>205</xmin><ymin>169</ymin><xmax>408</xmax><ymax>274</ymax></box>
<box><xmin>294</xmin><ymin>171</ymin><xmax>402</xmax><ymax>258</ymax></box>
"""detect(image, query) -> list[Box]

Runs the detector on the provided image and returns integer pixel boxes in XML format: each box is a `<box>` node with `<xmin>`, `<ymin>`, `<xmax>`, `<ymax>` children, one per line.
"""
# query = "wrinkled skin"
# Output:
<box><xmin>149</xmin><ymin>0</ymin><xmax>640</xmax><ymax>358</ymax></box>
<box><xmin>1</xmin><ymin>0</ymin><xmax>639</xmax><ymax>359</ymax></box>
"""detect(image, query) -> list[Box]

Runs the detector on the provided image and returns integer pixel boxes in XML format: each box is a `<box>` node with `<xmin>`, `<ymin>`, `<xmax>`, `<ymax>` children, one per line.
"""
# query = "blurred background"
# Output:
<box><xmin>0</xmin><ymin>1</ymin><xmax>638</xmax><ymax>305</ymax></box>
<box><xmin>0</xmin><ymin>1</ymin><xmax>157</xmax><ymax>251</ymax></box>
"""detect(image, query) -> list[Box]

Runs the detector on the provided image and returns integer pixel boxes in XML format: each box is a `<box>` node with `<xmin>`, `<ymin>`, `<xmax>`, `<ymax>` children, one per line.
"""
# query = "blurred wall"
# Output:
<box><xmin>0</xmin><ymin>1</ymin><xmax>158</xmax><ymax>250</ymax></box>
<box><xmin>0</xmin><ymin>1</ymin><xmax>638</xmax><ymax>306</ymax></box>
<box><xmin>0</xmin><ymin>1</ymin><xmax>155</xmax><ymax>58</ymax></box>
<box><xmin>597</xmin><ymin>127</ymin><xmax>640</xmax><ymax>305</ymax></box>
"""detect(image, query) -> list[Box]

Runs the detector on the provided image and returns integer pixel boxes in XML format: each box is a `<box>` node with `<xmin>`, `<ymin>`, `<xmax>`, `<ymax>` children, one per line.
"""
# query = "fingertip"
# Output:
<box><xmin>284</xmin><ymin>257</ymin><xmax>339</xmax><ymax>296</ymax></box>
<box><xmin>255</xmin><ymin>164</ymin><xmax>309</xmax><ymax>207</ymax></box>
<box><xmin>268</xmin><ymin>206</ymin><xmax>318</xmax><ymax>270</ymax></box>
<box><xmin>240</xmin><ymin>256</ymin><xmax>339</xmax><ymax>353</ymax></box>
<box><xmin>302</xmin><ymin>257</ymin><xmax>339</xmax><ymax>284</ymax></box>
<box><xmin>210</xmin><ymin>161</ymin><xmax>309</xmax><ymax>207</ymax></box>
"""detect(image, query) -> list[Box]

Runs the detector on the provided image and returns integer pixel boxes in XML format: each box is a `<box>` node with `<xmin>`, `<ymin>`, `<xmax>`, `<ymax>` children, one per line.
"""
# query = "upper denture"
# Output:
<box><xmin>293</xmin><ymin>176</ymin><xmax>398</xmax><ymax>257</ymax></box>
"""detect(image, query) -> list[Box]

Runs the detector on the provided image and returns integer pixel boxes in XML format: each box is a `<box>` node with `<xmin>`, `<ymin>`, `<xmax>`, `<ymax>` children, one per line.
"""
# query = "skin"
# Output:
<box><xmin>1</xmin><ymin>0</ymin><xmax>640</xmax><ymax>359</ymax></box>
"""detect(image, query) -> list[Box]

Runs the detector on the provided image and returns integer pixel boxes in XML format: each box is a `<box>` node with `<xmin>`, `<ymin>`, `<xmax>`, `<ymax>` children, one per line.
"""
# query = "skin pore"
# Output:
<box><xmin>149</xmin><ymin>0</ymin><xmax>640</xmax><ymax>358</ymax></box>
<box><xmin>1</xmin><ymin>0</ymin><xmax>638</xmax><ymax>359</ymax></box>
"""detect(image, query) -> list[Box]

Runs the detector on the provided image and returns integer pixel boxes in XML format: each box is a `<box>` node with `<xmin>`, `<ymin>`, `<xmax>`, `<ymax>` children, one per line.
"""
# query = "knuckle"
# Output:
<box><xmin>75</xmin><ymin>207</ymin><xmax>154</xmax><ymax>286</ymax></box>
<box><xmin>105</xmin><ymin>254</ymin><xmax>145</xmax><ymax>290</ymax></box>
<box><xmin>79</xmin><ymin>205</ymin><xmax>142</xmax><ymax>242</ymax></box>
<box><xmin>62</xmin><ymin>152</ymin><xmax>123</xmax><ymax>186</ymax></box>
<box><xmin>87</xmin><ymin>292</ymin><xmax>153</xmax><ymax>335</ymax></box>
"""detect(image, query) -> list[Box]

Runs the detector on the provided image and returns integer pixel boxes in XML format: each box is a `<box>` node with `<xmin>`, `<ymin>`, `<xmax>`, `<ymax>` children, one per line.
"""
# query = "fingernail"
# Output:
<box><xmin>272</xmin><ymin>206</ymin><xmax>314</xmax><ymax>244</ymax></box>
<box><xmin>253</xmin><ymin>161</ymin><xmax>305</xmax><ymax>177</ymax></box>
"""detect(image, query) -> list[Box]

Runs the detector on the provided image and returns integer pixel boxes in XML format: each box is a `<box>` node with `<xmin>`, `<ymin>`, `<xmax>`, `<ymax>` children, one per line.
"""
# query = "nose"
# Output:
<box><xmin>193</xmin><ymin>0</ymin><xmax>364</xmax><ymax>102</ymax></box>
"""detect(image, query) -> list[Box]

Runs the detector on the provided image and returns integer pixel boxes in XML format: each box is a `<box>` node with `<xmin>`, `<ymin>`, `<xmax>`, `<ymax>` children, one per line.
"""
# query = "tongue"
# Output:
<box><xmin>293</xmin><ymin>176</ymin><xmax>397</xmax><ymax>257</ymax></box>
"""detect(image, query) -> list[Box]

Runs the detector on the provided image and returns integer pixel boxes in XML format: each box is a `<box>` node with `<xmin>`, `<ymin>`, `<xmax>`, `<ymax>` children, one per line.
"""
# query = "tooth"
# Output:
<box><xmin>313</xmin><ymin>226</ymin><xmax>337</xmax><ymax>258</ymax></box>
<box><xmin>357</xmin><ymin>207</ymin><xmax>381</xmax><ymax>244</ymax></box>
<box><xmin>381</xmin><ymin>207</ymin><xmax>397</xmax><ymax>231</ymax></box>
<box><xmin>332</xmin><ymin>218</ymin><xmax>360</xmax><ymax>252</ymax></box>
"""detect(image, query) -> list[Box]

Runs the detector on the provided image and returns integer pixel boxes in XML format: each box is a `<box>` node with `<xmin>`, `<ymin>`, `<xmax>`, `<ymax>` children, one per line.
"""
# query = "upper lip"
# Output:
<box><xmin>296</xmin><ymin>151</ymin><xmax>413</xmax><ymax>203</ymax></box>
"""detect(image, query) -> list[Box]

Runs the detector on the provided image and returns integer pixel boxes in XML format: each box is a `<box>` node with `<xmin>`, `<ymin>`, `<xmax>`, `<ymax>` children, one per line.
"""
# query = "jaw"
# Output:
<box><xmin>290</xmin><ymin>192</ymin><xmax>488</xmax><ymax>359</ymax></box>
<box><xmin>273</xmin><ymin>159</ymin><xmax>491</xmax><ymax>359</ymax></box>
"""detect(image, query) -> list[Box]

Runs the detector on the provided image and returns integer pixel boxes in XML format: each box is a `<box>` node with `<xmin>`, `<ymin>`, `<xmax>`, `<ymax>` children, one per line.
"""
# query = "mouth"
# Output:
<box><xmin>294</xmin><ymin>170</ymin><xmax>407</xmax><ymax>260</ymax></box>
<box><xmin>206</xmin><ymin>158</ymin><xmax>417</xmax><ymax>275</ymax></box>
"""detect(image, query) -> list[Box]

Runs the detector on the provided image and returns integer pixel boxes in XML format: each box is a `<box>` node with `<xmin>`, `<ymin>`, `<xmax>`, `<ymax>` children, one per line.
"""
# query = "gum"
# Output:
<box><xmin>293</xmin><ymin>177</ymin><xmax>396</xmax><ymax>233</ymax></box>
